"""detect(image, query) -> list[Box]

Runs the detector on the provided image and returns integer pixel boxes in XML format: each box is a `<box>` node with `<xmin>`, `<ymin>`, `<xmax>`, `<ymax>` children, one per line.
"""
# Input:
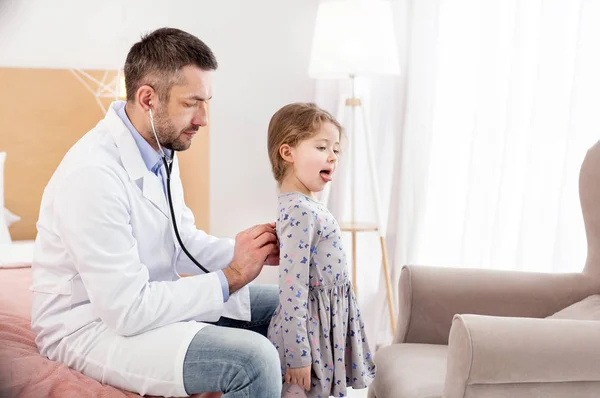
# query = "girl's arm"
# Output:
<box><xmin>278</xmin><ymin>202</ymin><xmax>316</xmax><ymax>369</ymax></box>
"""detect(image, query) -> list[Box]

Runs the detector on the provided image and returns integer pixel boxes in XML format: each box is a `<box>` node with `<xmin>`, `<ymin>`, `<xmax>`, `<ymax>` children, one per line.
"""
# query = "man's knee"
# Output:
<box><xmin>244</xmin><ymin>334</ymin><xmax>280</xmax><ymax>381</ymax></box>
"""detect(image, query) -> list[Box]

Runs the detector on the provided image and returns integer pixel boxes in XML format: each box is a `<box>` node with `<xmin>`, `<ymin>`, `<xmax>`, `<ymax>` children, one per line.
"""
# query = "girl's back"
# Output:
<box><xmin>278</xmin><ymin>192</ymin><xmax>348</xmax><ymax>288</ymax></box>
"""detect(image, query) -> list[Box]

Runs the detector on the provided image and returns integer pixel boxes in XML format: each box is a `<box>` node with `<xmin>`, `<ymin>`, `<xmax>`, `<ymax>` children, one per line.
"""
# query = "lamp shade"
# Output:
<box><xmin>308</xmin><ymin>0</ymin><xmax>400</xmax><ymax>78</ymax></box>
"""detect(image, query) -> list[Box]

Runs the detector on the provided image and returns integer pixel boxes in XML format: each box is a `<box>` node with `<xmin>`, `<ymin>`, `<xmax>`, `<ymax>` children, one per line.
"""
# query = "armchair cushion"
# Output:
<box><xmin>370</xmin><ymin>344</ymin><xmax>446</xmax><ymax>398</ymax></box>
<box><xmin>547</xmin><ymin>294</ymin><xmax>600</xmax><ymax>321</ymax></box>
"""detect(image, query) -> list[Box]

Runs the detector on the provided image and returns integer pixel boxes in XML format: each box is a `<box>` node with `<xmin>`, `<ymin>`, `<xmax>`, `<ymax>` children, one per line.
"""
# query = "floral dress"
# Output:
<box><xmin>267</xmin><ymin>192</ymin><xmax>376</xmax><ymax>397</ymax></box>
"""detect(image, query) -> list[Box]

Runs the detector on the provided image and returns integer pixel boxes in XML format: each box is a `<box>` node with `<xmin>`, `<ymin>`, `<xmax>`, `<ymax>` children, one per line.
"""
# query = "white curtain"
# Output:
<box><xmin>314</xmin><ymin>0</ymin><xmax>600</xmax><ymax>346</ymax></box>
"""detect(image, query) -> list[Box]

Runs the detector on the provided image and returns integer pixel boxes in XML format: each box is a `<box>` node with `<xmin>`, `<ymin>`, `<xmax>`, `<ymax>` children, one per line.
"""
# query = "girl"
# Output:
<box><xmin>266</xmin><ymin>103</ymin><xmax>376</xmax><ymax>398</ymax></box>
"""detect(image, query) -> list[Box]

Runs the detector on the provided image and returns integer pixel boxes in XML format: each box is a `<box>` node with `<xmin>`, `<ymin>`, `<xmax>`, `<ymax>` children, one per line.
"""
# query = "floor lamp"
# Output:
<box><xmin>308</xmin><ymin>0</ymin><xmax>400</xmax><ymax>335</ymax></box>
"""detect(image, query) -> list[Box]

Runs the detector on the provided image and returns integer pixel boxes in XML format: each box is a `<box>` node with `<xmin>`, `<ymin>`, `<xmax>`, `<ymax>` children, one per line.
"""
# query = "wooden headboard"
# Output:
<box><xmin>0</xmin><ymin>67</ymin><xmax>209</xmax><ymax>241</ymax></box>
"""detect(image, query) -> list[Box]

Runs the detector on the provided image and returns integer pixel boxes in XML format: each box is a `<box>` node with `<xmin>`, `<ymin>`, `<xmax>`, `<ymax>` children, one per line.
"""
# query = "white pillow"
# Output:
<box><xmin>0</xmin><ymin>240</ymin><xmax>35</xmax><ymax>268</ymax></box>
<box><xmin>4</xmin><ymin>207</ymin><xmax>20</xmax><ymax>226</ymax></box>
<box><xmin>0</xmin><ymin>152</ymin><xmax>10</xmax><ymax>244</ymax></box>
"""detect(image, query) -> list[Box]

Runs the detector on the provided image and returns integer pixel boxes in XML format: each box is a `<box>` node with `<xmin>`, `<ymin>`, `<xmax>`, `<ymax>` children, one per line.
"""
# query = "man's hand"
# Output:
<box><xmin>264</xmin><ymin>222</ymin><xmax>280</xmax><ymax>265</ymax></box>
<box><xmin>223</xmin><ymin>223</ymin><xmax>277</xmax><ymax>294</ymax></box>
<box><xmin>264</xmin><ymin>248</ymin><xmax>279</xmax><ymax>265</ymax></box>
<box><xmin>285</xmin><ymin>366</ymin><xmax>311</xmax><ymax>392</ymax></box>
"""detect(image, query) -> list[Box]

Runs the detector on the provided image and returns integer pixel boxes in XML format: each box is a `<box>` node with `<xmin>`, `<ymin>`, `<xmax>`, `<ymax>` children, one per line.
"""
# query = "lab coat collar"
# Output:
<box><xmin>104</xmin><ymin>102</ymin><xmax>169</xmax><ymax>219</ymax></box>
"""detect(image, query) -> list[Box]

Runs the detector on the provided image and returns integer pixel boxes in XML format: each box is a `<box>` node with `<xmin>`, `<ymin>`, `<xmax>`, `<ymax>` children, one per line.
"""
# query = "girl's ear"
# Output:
<box><xmin>279</xmin><ymin>144</ymin><xmax>294</xmax><ymax>163</ymax></box>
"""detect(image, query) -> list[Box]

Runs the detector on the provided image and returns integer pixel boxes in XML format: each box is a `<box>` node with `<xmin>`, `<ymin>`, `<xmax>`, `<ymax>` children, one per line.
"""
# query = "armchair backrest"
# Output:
<box><xmin>580</xmin><ymin>140</ymin><xmax>600</xmax><ymax>275</ymax></box>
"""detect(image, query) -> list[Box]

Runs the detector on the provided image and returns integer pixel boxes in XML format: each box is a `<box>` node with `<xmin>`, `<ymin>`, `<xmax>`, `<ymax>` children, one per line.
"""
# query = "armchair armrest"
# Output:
<box><xmin>395</xmin><ymin>265</ymin><xmax>599</xmax><ymax>344</ymax></box>
<box><xmin>443</xmin><ymin>314</ymin><xmax>600</xmax><ymax>398</ymax></box>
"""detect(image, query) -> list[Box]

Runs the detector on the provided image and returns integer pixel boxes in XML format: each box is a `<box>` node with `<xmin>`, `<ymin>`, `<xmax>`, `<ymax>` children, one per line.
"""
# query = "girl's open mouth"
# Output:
<box><xmin>320</xmin><ymin>170</ymin><xmax>332</xmax><ymax>182</ymax></box>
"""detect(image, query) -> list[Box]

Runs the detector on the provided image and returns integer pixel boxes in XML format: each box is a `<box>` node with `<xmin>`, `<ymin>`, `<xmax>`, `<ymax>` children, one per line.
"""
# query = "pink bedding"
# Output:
<box><xmin>0</xmin><ymin>268</ymin><xmax>225</xmax><ymax>398</ymax></box>
<box><xmin>0</xmin><ymin>268</ymin><xmax>221</xmax><ymax>398</ymax></box>
<box><xmin>0</xmin><ymin>267</ymin><xmax>144</xmax><ymax>397</ymax></box>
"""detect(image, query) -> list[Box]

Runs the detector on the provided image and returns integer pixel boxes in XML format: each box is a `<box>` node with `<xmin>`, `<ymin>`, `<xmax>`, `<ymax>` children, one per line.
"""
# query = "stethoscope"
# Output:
<box><xmin>148</xmin><ymin>103</ymin><xmax>210</xmax><ymax>273</ymax></box>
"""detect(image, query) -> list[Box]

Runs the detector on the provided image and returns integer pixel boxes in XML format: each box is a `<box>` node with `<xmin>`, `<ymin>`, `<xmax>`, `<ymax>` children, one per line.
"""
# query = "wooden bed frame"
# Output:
<box><xmin>0</xmin><ymin>67</ymin><xmax>210</xmax><ymax>241</ymax></box>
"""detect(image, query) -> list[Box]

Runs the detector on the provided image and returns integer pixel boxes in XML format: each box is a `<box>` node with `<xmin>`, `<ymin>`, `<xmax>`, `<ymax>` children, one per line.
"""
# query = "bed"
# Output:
<box><xmin>0</xmin><ymin>263</ymin><xmax>144</xmax><ymax>397</ymax></box>
<box><xmin>0</xmin><ymin>67</ymin><xmax>211</xmax><ymax>397</ymax></box>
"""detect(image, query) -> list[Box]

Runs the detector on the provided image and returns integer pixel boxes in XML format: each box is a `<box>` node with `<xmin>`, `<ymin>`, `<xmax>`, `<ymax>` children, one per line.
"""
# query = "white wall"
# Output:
<box><xmin>0</xmin><ymin>0</ymin><xmax>319</xmax><ymax>282</ymax></box>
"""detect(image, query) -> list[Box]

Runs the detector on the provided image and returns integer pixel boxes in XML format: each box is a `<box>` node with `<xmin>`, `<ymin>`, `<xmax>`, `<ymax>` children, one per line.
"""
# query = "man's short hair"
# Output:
<box><xmin>124</xmin><ymin>27</ymin><xmax>217</xmax><ymax>102</ymax></box>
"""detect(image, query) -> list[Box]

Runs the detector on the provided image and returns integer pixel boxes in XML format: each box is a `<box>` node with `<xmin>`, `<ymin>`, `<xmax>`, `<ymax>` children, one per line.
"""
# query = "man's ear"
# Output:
<box><xmin>136</xmin><ymin>85</ymin><xmax>156</xmax><ymax>112</ymax></box>
<box><xmin>279</xmin><ymin>144</ymin><xmax>294</xmax><ymax>163</ymax></box>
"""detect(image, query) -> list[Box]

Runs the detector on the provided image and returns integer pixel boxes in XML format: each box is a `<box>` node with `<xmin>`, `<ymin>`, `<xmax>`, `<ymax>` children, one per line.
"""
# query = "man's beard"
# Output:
<box><xmin>152</xmin><ymin>107</ymin><xmax>195</xmax><ymax>152</ymax></box>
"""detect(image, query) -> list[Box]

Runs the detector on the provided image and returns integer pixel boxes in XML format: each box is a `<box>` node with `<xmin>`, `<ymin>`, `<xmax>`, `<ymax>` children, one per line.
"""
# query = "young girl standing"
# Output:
<box><xmin>266</xmin><ymin>103</ymin><xmax>376</xmax><ymax>397</ymax></box>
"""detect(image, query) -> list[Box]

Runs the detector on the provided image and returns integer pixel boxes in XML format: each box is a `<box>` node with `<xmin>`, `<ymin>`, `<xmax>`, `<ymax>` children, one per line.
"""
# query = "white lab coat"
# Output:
<box><xmin>31</xmin><ymin>102</ymin><xmax>250</xmax><ymax>397</ymax></box>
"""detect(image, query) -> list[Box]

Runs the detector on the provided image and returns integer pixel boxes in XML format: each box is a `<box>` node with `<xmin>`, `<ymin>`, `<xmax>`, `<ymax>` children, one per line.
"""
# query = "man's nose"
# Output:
<box><xmin>192</xmin><ymin>103</ymin><xmax>208</xmax><ymax>127</ymax></box>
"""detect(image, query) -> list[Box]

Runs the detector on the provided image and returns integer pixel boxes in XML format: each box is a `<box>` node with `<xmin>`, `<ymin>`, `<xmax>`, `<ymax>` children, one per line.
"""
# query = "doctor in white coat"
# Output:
<box><xmin>31</xmin><ymin>28</ymin><xmax>282</xmax><ymax>398</ymax></box>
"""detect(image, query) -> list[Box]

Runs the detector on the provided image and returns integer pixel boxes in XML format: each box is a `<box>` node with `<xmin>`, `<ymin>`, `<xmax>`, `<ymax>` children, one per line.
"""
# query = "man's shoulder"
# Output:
<box><xmin>70</xmin><ymin>123</ymin><xmax>118</xmax><ymax>161</ymax></box>
<box><xmin>48</xmin><ymin>126</ymin><xmax>124</xmax><ymax>189</ymax></box>
<box><xmin>71</xmin><ymin>120</ymin><xmax>122</xmax><ymax>161</ymax></box>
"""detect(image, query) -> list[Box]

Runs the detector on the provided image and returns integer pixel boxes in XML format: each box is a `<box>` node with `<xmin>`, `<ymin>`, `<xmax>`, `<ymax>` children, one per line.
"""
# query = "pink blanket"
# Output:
<box><xmin>0</xmin><ymin>268</ymin><xmax>143</xmax><ymax>397</ymax></box>
<box><xmin>0</xmin><ymin>268</ymin><xmax>220</xmax><ymax>398</ymax></box>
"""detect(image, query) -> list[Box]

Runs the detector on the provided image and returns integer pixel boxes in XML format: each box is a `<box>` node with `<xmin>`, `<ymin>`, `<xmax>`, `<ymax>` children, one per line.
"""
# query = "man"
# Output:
<box><xmin>31</xmin><ymin>28</ymin><xmax>282</xmax><ymax>397</ymax></box>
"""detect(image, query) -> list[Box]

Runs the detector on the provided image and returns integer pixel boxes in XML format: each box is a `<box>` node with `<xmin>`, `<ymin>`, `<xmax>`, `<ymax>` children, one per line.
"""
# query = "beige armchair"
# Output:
<box><xmin>369</xmin><ymin>142</ymin><xmax>600</xmax><ymax>398</ymax></box>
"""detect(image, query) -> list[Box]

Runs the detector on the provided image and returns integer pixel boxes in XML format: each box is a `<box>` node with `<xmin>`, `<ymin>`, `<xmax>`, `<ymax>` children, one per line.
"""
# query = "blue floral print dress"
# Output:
<box><xmin>267</xmin><ymin>192</ymin><xmax>376</xmax><ymax>397</ymax></box>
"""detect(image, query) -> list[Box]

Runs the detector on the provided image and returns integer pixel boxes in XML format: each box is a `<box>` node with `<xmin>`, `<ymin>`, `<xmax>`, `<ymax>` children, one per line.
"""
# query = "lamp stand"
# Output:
<box><xmin>336</xmin><ymin>75</ymin><xmax>396</xmax><ymax>335</ymax></box>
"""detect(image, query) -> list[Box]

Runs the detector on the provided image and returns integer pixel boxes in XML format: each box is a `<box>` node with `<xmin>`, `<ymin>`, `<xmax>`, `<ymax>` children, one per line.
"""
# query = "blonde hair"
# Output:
<box><xmin>267</xmin><ymin>102</ymin><xmax>342</xmax><ymax>184</ymax></box>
